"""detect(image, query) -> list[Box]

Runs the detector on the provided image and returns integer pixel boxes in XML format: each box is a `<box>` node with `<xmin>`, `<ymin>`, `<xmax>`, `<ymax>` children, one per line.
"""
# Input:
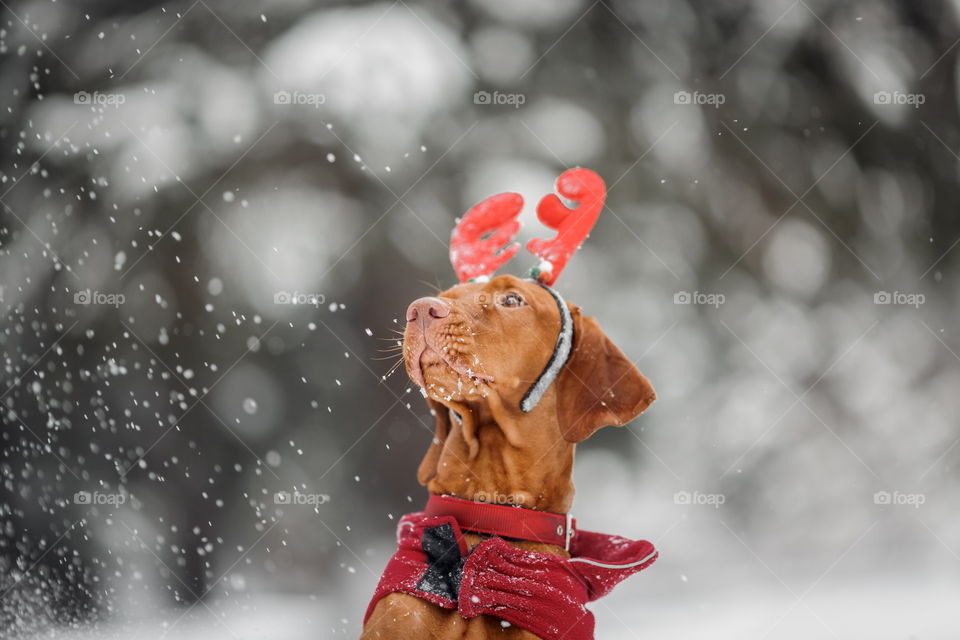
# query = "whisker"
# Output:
<box><xmin>418</xmin><ymin>279</ymin><xmax>444</xmax><ymax>295</ymax></box>
<box><xmin>372</xmin><ymin>354</ymin><xmax>405</xmax><ymax>362</ymax></box>
<box><xmin>383</xmin><ymin>357</ymin><xmax>407</xmax><ymax>379</ymax></box>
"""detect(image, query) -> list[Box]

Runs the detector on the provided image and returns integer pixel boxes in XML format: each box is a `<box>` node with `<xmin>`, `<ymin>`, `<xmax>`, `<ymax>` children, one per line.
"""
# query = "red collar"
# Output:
<box><xmin>424</xmin><ymin>494</ymin><xmax>576</xmax><ymax>549</ymax></box>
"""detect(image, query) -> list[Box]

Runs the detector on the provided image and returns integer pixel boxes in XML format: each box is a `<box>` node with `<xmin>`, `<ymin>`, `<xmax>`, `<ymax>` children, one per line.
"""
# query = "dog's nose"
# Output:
<box><xmin>406</xmin><ymin>297</ymin><xmax>450</xmax><ymax>324</ymax></box>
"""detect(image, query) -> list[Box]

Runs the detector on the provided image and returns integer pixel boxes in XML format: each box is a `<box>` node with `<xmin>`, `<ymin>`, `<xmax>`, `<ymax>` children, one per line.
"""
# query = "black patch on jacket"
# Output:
<box><xmin>416</xmin><ymin>524</ymin><xmax>466</xmax><ymax>601</ymax></box>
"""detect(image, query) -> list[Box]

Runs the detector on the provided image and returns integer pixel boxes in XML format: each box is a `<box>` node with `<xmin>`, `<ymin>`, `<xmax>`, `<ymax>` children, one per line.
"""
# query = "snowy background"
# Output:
<box><xmin>2</xmin><ymin>0</ymin><xmax>959</xmax><ymax>638</ymax></box>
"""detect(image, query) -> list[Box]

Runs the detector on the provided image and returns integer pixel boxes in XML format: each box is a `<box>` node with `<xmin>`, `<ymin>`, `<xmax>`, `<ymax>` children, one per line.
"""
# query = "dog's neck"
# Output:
<box><xmin>424</xmin><ymin>388</ymin><xmax>576</xmax><ymax>514</ymax></box>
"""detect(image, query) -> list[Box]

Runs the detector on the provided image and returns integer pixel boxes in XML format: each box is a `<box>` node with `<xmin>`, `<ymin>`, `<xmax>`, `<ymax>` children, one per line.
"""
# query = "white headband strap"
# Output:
<box><xmin>520</xmin><ymin>282</ymin><xmax>574</xmax><ymax>413</ymax></box>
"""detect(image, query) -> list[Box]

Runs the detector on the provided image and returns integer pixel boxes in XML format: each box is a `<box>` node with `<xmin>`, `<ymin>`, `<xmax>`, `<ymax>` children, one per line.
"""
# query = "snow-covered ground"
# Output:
<box><xmin>45</xmin><ymin>577</ymin><xmax>959</xmax><ymax>640</ymax></box>
<box><xmin>599</xmin><ymin>578</ymin><xmax>960</xmax><ymax>640</ymax></box>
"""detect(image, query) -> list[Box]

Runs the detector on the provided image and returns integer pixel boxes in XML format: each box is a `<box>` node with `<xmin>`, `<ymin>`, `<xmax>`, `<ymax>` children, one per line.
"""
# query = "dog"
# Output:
<box><xmin>362</xmin><ymin>169</ymin><xmax>657</xmax><ymax>640</ymax></box>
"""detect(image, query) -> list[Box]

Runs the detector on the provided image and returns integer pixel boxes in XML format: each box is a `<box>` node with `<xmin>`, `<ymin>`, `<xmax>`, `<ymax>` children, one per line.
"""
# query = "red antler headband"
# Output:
<box><xmin>450</xmin><ymin>168</ymin><xmax>605</xmax><ymax>285</ymax></box>
<box><xmin>449</xmin><ymin>193</ymin><xmax>523</xmax><ymax>283</ymax></box>
<box><xmin>448</xmin><ymin>169</ymin><xmax>606</xmax><ymax>412</ymax></box>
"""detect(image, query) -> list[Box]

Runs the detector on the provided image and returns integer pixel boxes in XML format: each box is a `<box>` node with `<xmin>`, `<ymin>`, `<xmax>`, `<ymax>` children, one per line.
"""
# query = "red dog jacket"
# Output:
<box><xmin>364</xmin><ymin>510</ymin><xmax>658</xmax><ymax>640</ymax></box>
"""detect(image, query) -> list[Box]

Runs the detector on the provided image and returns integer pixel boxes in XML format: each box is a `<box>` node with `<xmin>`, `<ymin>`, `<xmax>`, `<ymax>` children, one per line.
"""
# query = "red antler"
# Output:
<box><xmin>526</xmin><ymin>168</ymin><xmax>606</xmax><ymax>286</ymax></box>
<box><xmin>450</xmin><ymin>192</ymin><xmax>523</xmax><ymax>283</ymax></box>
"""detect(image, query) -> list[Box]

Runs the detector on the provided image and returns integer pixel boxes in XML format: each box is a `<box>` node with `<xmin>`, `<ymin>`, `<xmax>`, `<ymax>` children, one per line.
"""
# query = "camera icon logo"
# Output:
<box><xmin>873</xmin><ymin>491</ymin><xmax>891</xmax><ymax>505</ymax></box>
<box><xmin>274</xmin><ymin>491</ymin><xmax>292</xmax><ymax>504</ymax></box>
<box><xmin>674</xmin><ymin>291</ymin><xmax>691</xmax><ymax>304</ymax></box>
<box><xmin>74</xmin><ymin>91</ymin><xmax>92</xmax><ymax>105</ymax></box>
<box><xmin>873</xmin><ymin>91</ymin><xmax>892</xmax><ymax>105</ymax></box>
<box><xmin>473</xmin><ymin>90</ymin><xmax>491</xmax><ymax>105</ymax></box>
<box><xmin>274</xmin><ymin>290</ymin><xmax>292</xmax><ymax>304</ymax></box>
<box><xmin>873</xmin><ymin>291</ymin><xmax>891</xmax><ymax>304</ymax></box>
<box><xmin>74</xmin><ymin>491</ymin><xmax>92</xmax><ymax>504</ymax></box>
<box><xmin>74</xmin><ymin>289</ymin><xmax>92</xmax><ymax>305</ymax></box>
<box><xmin>673</xmin><ymin>490</ymin><xmax>692</xmax><ymax>505</ymax></box>
<box><xmin>673</xmin><ymin>91</ymin><xmax>692</xmax><ymax>105</ymax></box>
<box><xmin>274</xmin><ymin>90</ymin><xmax>292</xmax><ymax>105</ymax></box>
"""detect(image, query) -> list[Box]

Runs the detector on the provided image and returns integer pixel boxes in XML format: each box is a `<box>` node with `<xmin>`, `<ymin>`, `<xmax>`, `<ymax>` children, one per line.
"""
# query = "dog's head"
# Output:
<box><xmin>403</xmin><ymin>169</ymin><xmax>655</xmax><ymax>491</ymax></box>
<box><xmin>403</xmin><ymin>274</ymin><xmax>655</xmax><ymax>444</ymax></box>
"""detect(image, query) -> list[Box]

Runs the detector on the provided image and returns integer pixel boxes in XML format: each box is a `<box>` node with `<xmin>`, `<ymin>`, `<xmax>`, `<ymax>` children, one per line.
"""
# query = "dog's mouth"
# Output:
<box><xmin>406</xmin><ymin>341</ymin><xmax>494</xmax><ymax>391</ymax></box>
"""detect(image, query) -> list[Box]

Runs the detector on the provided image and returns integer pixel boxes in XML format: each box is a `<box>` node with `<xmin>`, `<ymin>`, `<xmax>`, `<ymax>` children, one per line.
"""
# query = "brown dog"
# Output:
<box><xmin>362</xmin><ymin>170</ymin><xmax>656</xmax><ymax>639</ymax></box>
<box><xmin>362</xmin><ymin>275</ymin><xmax>655</xmax><ymax>638</ymax></box>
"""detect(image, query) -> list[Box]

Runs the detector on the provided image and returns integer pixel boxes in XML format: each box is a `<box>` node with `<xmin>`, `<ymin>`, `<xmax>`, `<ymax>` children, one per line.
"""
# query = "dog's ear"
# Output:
<box><xmin>555</xmin><ymin>306</ymin><xmax>656</xmax><ymax>443</ymax></box>
<box><xmin>417</xmin><ymin>399</ymin><xmax>451</xmax><ymax>485</ymax></box>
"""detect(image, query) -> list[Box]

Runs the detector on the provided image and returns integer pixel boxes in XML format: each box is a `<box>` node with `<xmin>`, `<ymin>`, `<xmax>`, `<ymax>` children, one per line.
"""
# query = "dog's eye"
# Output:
<box><xmin>498</xmin><ymin>292</ymin><xmax>525</xmax><ymax>308</ymax></box>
